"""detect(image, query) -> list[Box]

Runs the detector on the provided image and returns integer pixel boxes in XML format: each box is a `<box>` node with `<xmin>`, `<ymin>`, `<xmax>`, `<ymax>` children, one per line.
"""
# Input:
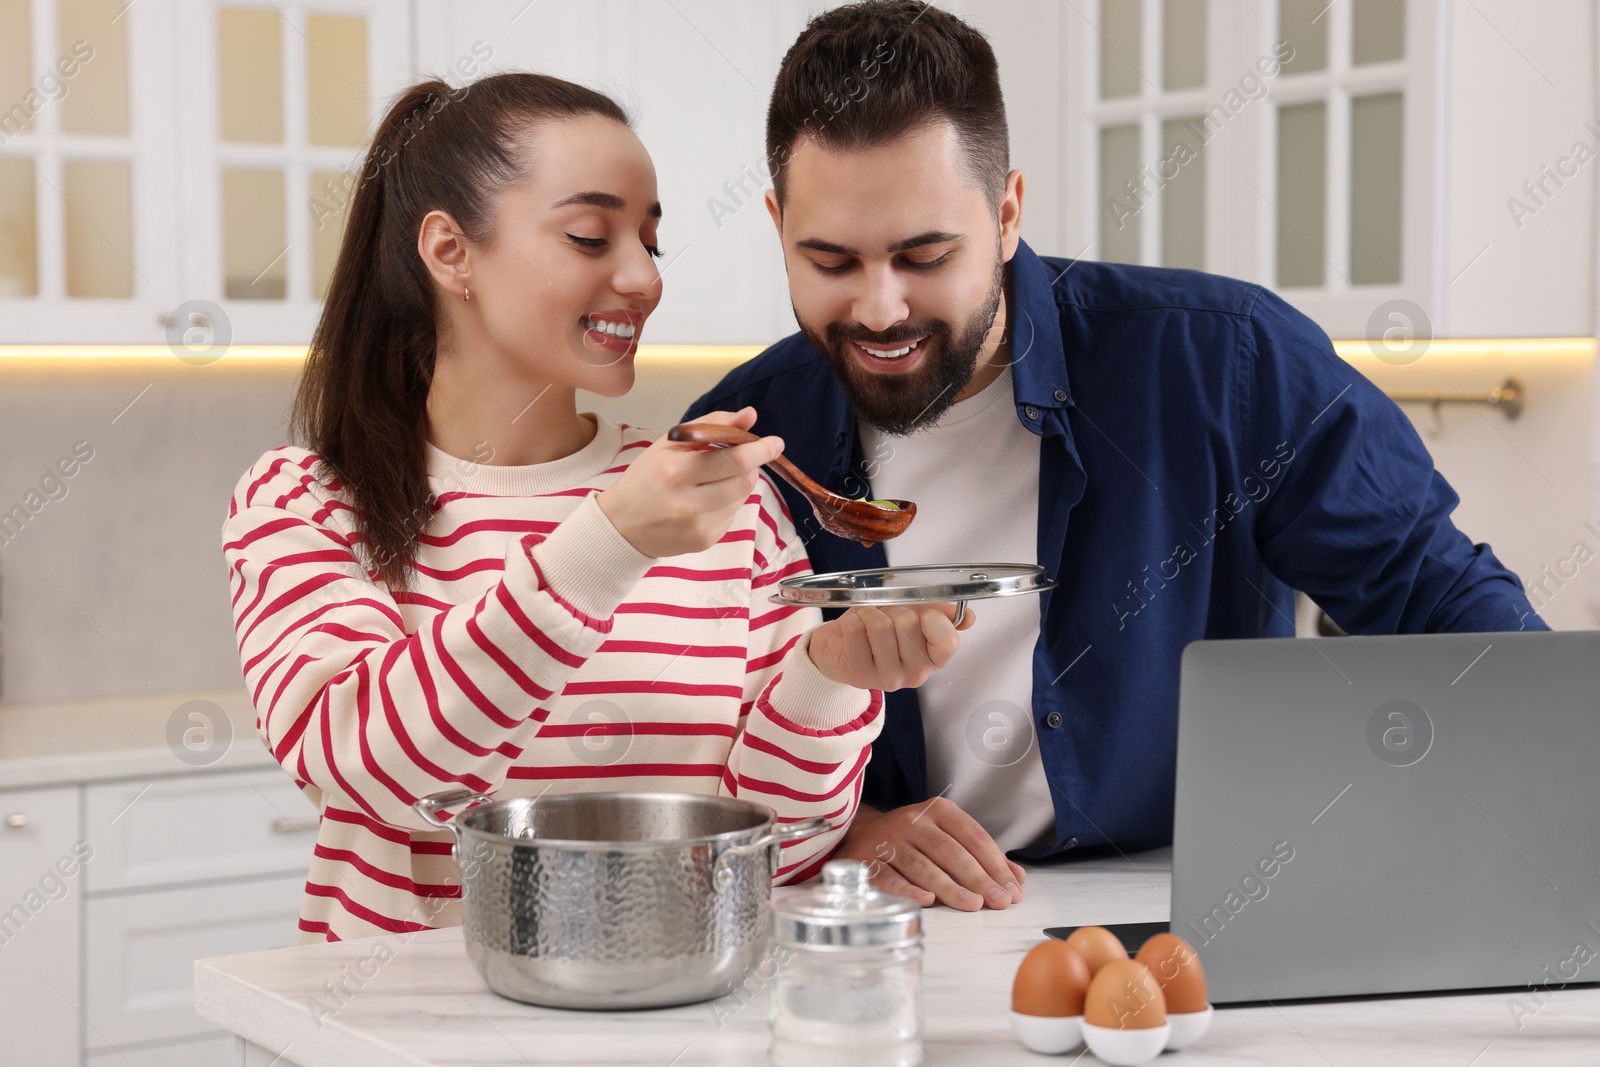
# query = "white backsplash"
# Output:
<box><xmin>0</xmin><ymin>347</ymin><xmax>1592</xmax><ymax>703</ymax></box>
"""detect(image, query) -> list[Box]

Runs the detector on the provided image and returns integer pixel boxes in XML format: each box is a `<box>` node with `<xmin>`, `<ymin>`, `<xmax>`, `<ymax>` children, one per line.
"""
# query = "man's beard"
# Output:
<box><xmin>797</xmin><ymin>253</ymin><xmax>1004</xmax><ymax>436</ymax></box>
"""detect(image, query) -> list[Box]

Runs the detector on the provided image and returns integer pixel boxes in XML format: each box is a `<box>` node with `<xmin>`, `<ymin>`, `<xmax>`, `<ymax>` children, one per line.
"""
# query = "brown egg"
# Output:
<box><xmin>1083</xmin><ymin>959</ymin><xmax>1167</xmax><ymax>1029</ymax></box>
<box><xmin>1135</xmin><ymin>933</ymin><xmax>1208</xmax><ymax>1014</ymax></box>
<box><xmin>1011</xmin><ymin>940</ymin><xmax>1092</xmax><ymax>1017</ymax></box>
<box><xmin>1064</xmin><ymin>925</ymin><xmax>1129</xmax><ymax>975</ymax></box>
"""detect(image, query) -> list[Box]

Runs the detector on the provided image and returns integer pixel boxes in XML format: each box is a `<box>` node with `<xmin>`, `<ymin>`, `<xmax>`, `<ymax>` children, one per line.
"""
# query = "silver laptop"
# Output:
<box><xmin>1167</xmin><ymin>630</ymin><xmax>1600</xmax><ymax>1005</ymax></box>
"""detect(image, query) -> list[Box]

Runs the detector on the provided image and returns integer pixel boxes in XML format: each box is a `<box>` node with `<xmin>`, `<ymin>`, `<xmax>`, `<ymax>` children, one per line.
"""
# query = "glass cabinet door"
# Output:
<box><xmin>1069</xmin><ymin>0</ymin><xmax>1439</xmax><ymax>337</ymax></box>
<box><xmin>0</xmin><ymin>0</ymin><xmax>181</xmax><ymax>341</ymax></box>
<box><xmin>0</xmin><ymin>0</ymin><xmax>409</xmax><ymax>342</ymax></box>
<box><xmin>178</xmin><ymin>0</ymin><xmax>408</xmax><ymax>343</ymax></box>
<box><xmin>1089</xmin><ymin>0</ymin><xmax>1215</xmax><ymax>273</ymax></box>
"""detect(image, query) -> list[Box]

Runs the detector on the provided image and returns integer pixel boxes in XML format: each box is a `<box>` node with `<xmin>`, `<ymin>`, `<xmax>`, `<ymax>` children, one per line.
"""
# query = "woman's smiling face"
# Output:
<box><xmin>441</xmin><ymin>113</ymin><xmax>664</xmax><ymax>397</ymax></box>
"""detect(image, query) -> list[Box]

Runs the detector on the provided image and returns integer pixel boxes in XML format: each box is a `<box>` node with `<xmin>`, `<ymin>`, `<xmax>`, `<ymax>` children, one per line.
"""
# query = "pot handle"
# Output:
<box><xmin>412</xmin><ymin>788</ymin><xmax>493</xmax><ymax>835</ymax></box>
<box><xmin>712</xmin><ymin>816</ymin><xmax>830</xmax><ymax>893</ymax></box>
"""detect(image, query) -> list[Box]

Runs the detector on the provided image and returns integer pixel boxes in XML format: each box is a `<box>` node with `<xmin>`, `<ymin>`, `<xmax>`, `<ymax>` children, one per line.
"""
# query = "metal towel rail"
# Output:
<box><xmin>1385</xmin><ymin>377</ymin><xmax>1522</xmax><ymax>433</ymax></box>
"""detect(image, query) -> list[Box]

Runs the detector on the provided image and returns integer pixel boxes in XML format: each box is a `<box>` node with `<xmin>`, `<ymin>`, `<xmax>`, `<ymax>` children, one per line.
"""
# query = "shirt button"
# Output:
<box><xmin>1063</xmin><ymin>836</ymin><xmax>1079</xmax><ymax>849</ymax></box>
<box><xmin>1053</xmin><ymin>389</ymin><xmax>1068</xmax><ymax>402</ymax></box>
<box><xmin>1044</xmin><ymin>711</ymin><xmax>1063</xmax><ymax>729</ymax></box>
<box><xmin>1024</xmin><ymin>405</ymin><xmax>1039</xmax><ymax>420</ymax></box>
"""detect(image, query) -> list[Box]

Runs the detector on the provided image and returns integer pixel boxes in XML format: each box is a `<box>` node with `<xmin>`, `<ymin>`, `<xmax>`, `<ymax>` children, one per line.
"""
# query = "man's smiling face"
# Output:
<box><xmin>767</xmin><ymin>120</ymin><xmax>1021</xmax><ymax>435</ymax></box>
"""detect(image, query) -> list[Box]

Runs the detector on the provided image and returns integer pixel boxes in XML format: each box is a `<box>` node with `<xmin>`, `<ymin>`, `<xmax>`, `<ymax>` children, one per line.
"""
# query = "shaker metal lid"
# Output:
<box><xmin>772</xmin><ymin>859</ymin><xmax>922</xmax><ymax>948</ymax></box>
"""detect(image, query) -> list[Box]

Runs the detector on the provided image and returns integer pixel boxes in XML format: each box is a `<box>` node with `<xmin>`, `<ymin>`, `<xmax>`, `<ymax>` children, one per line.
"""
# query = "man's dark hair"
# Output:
<box><xmin>765</xmin><ymin>1</ymin><xmax>1009</xmax><ymax>209</ymax></box>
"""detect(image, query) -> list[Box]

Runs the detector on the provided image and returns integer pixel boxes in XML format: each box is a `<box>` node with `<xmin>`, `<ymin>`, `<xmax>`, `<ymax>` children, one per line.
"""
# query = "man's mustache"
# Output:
<box><xmin>827</xmin><ymin>322</ymin><xmax>952</xmax><ymax>347</ymax></box>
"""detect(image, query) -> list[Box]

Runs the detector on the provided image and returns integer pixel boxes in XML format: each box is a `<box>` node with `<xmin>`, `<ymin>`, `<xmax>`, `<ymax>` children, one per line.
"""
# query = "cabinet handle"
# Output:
<box><xmin>4</xmin><ymin>813</ymin><xmax>29</xmax><ymax>829</ymax></box>
<box><xmin>272</xmin><ymin>817</ymin><xmax>319</xmax><ymax>834</ymax></box>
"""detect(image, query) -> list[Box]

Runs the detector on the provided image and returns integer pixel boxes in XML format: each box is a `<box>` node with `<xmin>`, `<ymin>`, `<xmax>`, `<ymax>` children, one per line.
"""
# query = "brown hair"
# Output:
<box><xmin>765</xmin><ymin>0</ymin><xmax>1008</xmax><ymax>208</ymax></box>
<box><xmin>289</xmin><ymin>74</ymin><xmax>630</xmax><ymax>591</ymax></box>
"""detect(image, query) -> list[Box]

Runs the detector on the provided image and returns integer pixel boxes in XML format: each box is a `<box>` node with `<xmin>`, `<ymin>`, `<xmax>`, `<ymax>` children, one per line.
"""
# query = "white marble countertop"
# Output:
<box><xmin>194</xmin><ymin>849</ymin><xmax>1600</xmax><ymax>1066</ymax></box>
<box><xmin>0</xmin><ymin>687</ymin><xmax>272</xmax><ymax>789</ymax></box>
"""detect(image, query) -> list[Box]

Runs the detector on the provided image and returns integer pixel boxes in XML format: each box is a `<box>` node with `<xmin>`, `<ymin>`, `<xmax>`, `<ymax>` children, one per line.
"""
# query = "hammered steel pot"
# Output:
<box><xmin>414</xmin><ymin>789</ymin><xmax>826</xmax><ymax>1010</ymax></box>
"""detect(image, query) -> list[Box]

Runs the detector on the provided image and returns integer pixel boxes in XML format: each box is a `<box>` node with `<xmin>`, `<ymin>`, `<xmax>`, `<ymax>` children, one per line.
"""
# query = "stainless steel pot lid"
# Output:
<box><xmin>770</xmin><ymin>562</ymin><xmax>1055</xmax><ymax>611</ymax></box>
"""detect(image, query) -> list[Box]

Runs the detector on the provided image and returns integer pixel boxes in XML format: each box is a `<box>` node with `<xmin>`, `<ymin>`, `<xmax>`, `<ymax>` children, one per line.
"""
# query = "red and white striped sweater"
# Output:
<box><xmin>222</xmin><ymin>415</ymin><xmax>882</xmax><ymax>943</ymax></box>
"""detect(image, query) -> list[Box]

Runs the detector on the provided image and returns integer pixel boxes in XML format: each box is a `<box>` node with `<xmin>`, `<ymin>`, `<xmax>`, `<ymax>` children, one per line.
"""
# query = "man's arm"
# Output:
<box><xmin>1245</xmin><ymin>289</ymin><xmax>1546</xmax><ymax>634</ymax></box>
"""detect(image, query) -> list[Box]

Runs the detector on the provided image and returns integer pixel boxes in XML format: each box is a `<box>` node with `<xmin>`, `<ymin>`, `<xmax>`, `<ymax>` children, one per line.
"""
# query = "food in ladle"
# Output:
<box><xmin>666</xmin><ymin>422</ymin><xmax>916</xmax><ymax>547</ymax></box>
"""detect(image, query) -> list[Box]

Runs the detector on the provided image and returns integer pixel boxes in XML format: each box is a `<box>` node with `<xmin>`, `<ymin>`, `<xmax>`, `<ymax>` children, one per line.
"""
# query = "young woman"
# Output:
<box><xmin>221</xmin><ymin>74</ymin><xmax>969</xmax><ymax>943</ymax></box>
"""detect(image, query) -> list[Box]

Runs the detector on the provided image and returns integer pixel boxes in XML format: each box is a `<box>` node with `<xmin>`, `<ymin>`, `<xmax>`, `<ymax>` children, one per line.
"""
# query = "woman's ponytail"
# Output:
<box><xmin>288</xmin><ymin>74</ymin><xmax>630</xmax><ymax>591</ymax></box>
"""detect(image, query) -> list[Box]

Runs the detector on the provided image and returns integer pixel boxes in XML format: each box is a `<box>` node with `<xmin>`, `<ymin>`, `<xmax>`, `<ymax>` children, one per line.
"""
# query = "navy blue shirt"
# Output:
<box><xmin>684</xmin><ymin>240</ymin><xmax>1545</xmax><ymax>859</ymax></box>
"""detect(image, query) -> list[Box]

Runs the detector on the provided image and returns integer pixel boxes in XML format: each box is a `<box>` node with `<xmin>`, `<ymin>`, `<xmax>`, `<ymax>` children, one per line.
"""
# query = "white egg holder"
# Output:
<box><xmin>1165</xmin><ymin>1007</ymin><xmax>1214</xmax><ymax>1049</ymax></box>
<box><xmin>1010</xmin><ymin>1005</ymin><xmax>1213</xmax><ymax>1063</ymax></box>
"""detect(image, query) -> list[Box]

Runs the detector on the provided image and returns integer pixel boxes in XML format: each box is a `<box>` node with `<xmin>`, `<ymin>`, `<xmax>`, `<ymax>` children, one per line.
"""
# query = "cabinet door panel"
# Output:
<box><xmin>85</xmin><ymin>874</ymin><xmax>304</xmax><ymax>1048</ymax></box>
<box><xmin>0</xmin><ymin>785</ymin><xmax>84</xmax><ymax>1067</ymax></box>
<box><xmin>85</xmin><ymin>769</ymin><xmax>316</xmax><ymax>892</ymax></box>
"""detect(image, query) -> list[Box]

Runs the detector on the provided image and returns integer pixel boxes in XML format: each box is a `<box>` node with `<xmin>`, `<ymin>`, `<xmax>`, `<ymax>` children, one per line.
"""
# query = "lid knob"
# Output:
<box><xmin>822</xmin><ymin>858</ymin><xmax>872</xmax><ymax>895</ymax></box>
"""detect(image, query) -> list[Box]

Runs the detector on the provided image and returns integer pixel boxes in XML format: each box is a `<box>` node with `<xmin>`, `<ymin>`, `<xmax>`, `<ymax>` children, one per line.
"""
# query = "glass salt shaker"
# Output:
<box><xmin>769</xmin><ymin>859</ymin><xmax>923</xmax><ymax>1067</ymax></box>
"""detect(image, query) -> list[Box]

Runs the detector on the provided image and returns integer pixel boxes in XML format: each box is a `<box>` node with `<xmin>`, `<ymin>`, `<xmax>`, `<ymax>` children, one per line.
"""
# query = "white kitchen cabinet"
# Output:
<box><xmin>85</xmin><ymin>874</ymin><xmax>305</xmax><ymax>1050</ymax></box>
<box><xmin>1437</xmin><ymin>0</ymin><xmax>1597</xmax><ymax>338</ymax></box>
<box><xmin>1056</xmin><ymin>0</ymin><xmax>1597</xmax><ymax>339</ymax></box>
<box><xmin>0</xmin><ymin>759</ymin><xmax>315</xmax><ymax>1067</ymax></box>
<box><xmin>85</xmin><ymin>769</ymin><xmax>316</xmax><ymax>892</ymax></box>
<box><xmin>0</xmin><ymin>785</ymin><xmax>83</xmax><ymax>1067</ymax></box>
<box><xmin>11</xmin><ymin>0</ymin><xmax>1589</xmax><ymax>345</ymax></box>
<box><xmin>0</xmin><ymin>0</ymin><xmax>413</xmax><ymax>343</ymax></box>
<box><xmin>75</xmin><ymin>768</ymin><xmax>315</xmax><ymax>1062</ymax></box>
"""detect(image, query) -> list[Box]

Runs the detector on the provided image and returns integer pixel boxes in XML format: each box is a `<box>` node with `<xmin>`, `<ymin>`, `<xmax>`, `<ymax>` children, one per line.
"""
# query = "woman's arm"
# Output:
<box><xmin>223</xmin><ymin>449</ymin><xmax>655</xmax><ymax>832</ymax></box>
<box><xmin>719</xmin><ymin>478</ymin><xmax>885</xmax><ymax>883</ymax></box>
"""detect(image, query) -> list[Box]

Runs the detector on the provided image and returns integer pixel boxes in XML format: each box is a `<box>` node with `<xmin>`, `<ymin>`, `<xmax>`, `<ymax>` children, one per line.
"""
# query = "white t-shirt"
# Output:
<box><xmin>859</xmin><ymin>366</ymin><xmax>1057</xmax><ymax>852</ymax></box>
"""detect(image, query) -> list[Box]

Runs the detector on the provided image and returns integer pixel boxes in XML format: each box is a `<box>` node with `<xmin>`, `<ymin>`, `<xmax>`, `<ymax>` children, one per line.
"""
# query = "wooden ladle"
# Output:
<box><xmin>667</xmin><ymin>422</ymin><xmax>916</xmax><ymax>548</ymax></box>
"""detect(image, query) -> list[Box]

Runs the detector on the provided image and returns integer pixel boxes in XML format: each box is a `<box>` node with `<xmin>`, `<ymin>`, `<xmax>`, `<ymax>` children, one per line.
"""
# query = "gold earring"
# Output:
<box><xmin>463</xmin><ymin>286</ymin><xmax>470</xmax><ymax>301</ymax></box>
